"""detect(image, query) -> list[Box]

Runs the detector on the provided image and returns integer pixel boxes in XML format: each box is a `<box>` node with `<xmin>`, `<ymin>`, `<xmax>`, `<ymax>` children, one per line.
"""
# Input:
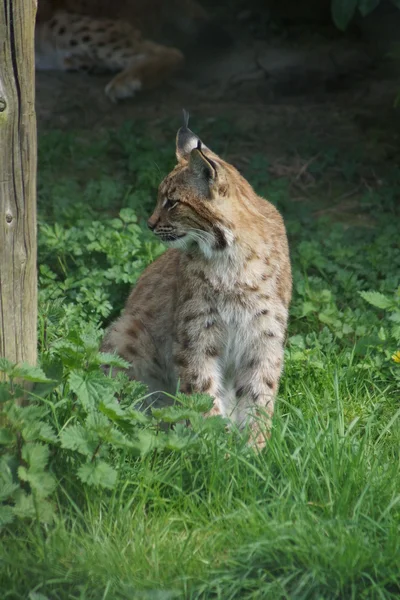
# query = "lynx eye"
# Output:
<box><xmin>163</xmin><ymin>198</ymin><xmax>179</xmax><ymax>211</ymax></box>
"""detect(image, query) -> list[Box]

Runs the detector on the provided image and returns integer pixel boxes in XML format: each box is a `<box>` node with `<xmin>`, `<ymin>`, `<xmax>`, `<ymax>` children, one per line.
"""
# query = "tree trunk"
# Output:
<box><xmin>0</xmin><ymin>0</ymin><xmax>37</xmax><ymax>369</ymax></box>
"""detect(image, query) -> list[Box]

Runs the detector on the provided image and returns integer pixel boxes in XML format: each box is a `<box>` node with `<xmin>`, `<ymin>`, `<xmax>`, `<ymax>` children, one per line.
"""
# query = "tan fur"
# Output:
<box><xmin>102</xmin><ymin>116</ymin><xmax>292</xmax><ymax>449</ymax></box>
<box><xmin>35</xmin><ymin>0</ymin><xmax>200</xmax><ymax>101</ymax></box>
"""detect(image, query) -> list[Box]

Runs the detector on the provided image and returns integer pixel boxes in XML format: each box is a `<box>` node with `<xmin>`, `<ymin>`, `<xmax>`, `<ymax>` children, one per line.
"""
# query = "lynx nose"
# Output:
<box><xmin>147</xmin><ymin>217</ymin><xmax>157</xmax><ymax>231</ymax></box>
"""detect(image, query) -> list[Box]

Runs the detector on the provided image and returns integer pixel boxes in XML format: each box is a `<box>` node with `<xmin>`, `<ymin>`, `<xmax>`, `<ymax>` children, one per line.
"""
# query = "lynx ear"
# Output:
<box><xmin>176</xmin><ymin>109</ymin><xmax>209</xmax><ymax>160</ymax></box>
<box><xmin>188</xmin><ymin>142</ymin><xmax>216</xmax><ymax>196</ymax></box>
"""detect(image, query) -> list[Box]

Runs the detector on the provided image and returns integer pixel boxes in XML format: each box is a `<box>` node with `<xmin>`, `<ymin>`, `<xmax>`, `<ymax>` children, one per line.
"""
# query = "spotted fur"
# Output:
<box><xmin>35</xmin><ymin>4</ymin><xmax>185</xmax><ymax>101</ymax></box>
<box><xmin>102</xmin><ymin>113</ymin><xmax>292</xmax><ymax>449</ymax></box>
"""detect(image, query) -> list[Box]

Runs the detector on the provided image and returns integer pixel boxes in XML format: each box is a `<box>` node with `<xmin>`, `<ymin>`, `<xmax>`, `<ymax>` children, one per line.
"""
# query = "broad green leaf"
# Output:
<box><xmin>18</xmin><ymin>468</ymin><xmax>57</xmax><ymax>499</ymax></box>
<box><xmin>0</xmin><ymin>383</ymin><xmax>12</xmax><ymax>402</ymax></box>
<box><xmin>0</xmin><ymin>357</ymin><xmax>13</xmax><ymax>375</ymax></box>
<box><xmin>97</xmin><ymin>352</ymin><xmax>130</xmax><ymax>369</ymax></box>
<box><xmin>99</xmin><ymin>397</ymin><xmax>128</xmax><ymax>422</ymax></box>
<box><xmin>99</xmin><ymin>426</ymin><xmax>135</xmax><ymax>449</ymax></box>
<box><xmin>12</xmin><ymin>363</ymin><xmax>53</xmax><ymax>383</ymax></box>
<box><xmin>13</xmin><ymin>491</ymin><xmax>55</xmax><ymax>523</ymax></box>
<box><xmin>80</xmin><ymin>331</ymin><xmax>102</xmax><ymax>353</ymax></box>
<box><xmin>391</xmin><ymin>325</ymin><xmax>400</xmax><ymax>342</ymax></box>
<box><xmin>359</xmin><ymin>291</ymin><xmax>394</xmax><ymax>310</ymax></box>
<box><xmin>0</xmin><ymin>505</ymin><xmax>15</xmax><ymax>527</ymax></box>
<box><xmin>164</xmin><ymin>428</ymin><xmax>198</xmax><ymax>451</ymax></box>
<box><xmin>13</xmin><ymin>491</ymin><xmax>35</xmax><ymax>519</ymax></box>
<box><xmin>0</xmin><ymin>428</ymin><xmax>16</xmax><ymax>445</ymax></box>
<box><xmin>131</xmin><ymin>430</ymin><xmax>162</xmax><ymax>455</ymax></box>
<box><xmin>85</xmin><ymin>411</ymin><xmax>112</xmax><ymax>432</ymax></box>
<box><xmin>22</xmin><ymin>444</ymin><xmax>50</xmax><ymax>472</ymax></box>
<box><xmin>60</xmin><ymin>424</ymin><xmax>99</xmax><ymax>457</ymax></box>
<box><xmin>77</xmin><ymin>460</ymin><xmax>117</xmax><ymax>489</ymax></box>
<box><xmin>358</xmin><ymin>0</ymin><xmax>380</xmax><ymax>16</ymax></box>
<box><xmin>31</xmin><ymin>358</ymin><xmax>63</xmax><ymax>398</ymax></box>
<box><xmin>331</xmin><ymin>0</ymin><xmax>358</xmax><ymax>30</ymax></box>
<box><xmin>29</xmin><ymin>593</ymin><xmax>51</xmax><ymax>600</ymax></box>
<box><xmin>22</xmin><ymin>421</ymin><xmax>44</xmax><ymax>442</ymax></box>
<box><xmin>38</xmin><ymin>423</ymin><xmax>58</xmax><ymax>444</ymax></box>
<box><xmin>152</xmin><ymin>406</ymin><xmax>196</xmax><ymax>424</ymax></box>
<box><xmin>176</xmin><ymin>393</ymin><xmax>214</xmax><ymax>414</ymax></box>
<box><xmin>68</xmin><ymin>369</ymin><xmax>114</xmax><ymax>409</ymax></box>
<box><xmin>126</xmin><ymin>407</ymin><xmax>151</xmax><ymax>425</ymax></box>
<box><xmin>0</xmin><ymin>481</ymin><xmax>19</xmax><ymax>502</ymax></box>
<box><xmin>300</xmin><ymin>302</ymin><xmax>317</xmax><ymax>317</ymax></box>
<box><xmin>289</xmin><ymin>335</ymin><xmax>306</xmax><ymax>349</ymax></box>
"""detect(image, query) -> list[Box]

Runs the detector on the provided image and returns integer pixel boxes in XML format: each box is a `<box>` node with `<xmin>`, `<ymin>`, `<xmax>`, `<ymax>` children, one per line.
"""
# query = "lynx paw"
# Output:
<box><xmin>105</xmin><ymin>77</ymin><xmax>142</xmax><ymax>102</ymax></box>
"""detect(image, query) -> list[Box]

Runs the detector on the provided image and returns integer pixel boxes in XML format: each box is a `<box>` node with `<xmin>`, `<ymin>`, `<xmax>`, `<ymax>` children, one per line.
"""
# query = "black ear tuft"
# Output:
<box><xmin>182</xmin><ymin>108</ymin><xmax>190</xmax><ymax>129</ymax></box>
<box><xmin>176</xmin><ymin>111</ymin><xmax>210</xmax><ymax>161</ymax></box>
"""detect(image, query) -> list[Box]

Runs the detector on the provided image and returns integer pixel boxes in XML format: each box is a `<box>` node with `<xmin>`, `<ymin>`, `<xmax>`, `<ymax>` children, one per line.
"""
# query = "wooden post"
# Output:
<box><xmin>0</xmin><ymin>0</ymin><xmax>37</xmax><ymax>368</ymax></box>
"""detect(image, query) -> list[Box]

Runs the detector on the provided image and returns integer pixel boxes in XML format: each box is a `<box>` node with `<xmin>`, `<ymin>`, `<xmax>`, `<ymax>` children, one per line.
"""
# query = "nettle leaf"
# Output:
<box><xmin>359</xmin><ymin>291</ymin><xmax>394</xmax><ymax>310</ymax></box>
<box><xmin>38</xmin><ymin>423</ymin><xmax>58</xmax><ymax>444</ymax></box>
<box><xmin>289</xmin><ymin>335</ymin><xmax>306</xmax><ymax>349</ymax></box>
<box><xmin>18</xmin><ymin>467</ymin><xmax>57</xmax><ymax>499</ymax></box>
<box><xmin>0</xmin><ymin>505</ymin><xmax>15</xmax><ymax>528</ymax></box>
<box><xmin>0</xmin><ymin>480</ymin><xmax>19</xmax><ymax>502</ymax></box>
<box><xmin>126</xmin><ymin>407</ymin><xmax>151</xmax><ymax>425</ymax></box>
<box><xmin>101</xmin><ymin>427</ymin><xmax>136</xmax><ymax>449</ymax></box>
<box><xmin>12</xmin><ymin>364</ymin><xmax>53</xmax><ymax>383</ymax></box>
<box><xmin>190</xmin><ymin>414</ymin><xmax>229</xmax><ymax>435</ymax></box>
<box><xmin>97</xmin><ymin>352</ymin><xmax>130</xmax><ymax>369</ymax></box>
<box><xmin>80</xmin><ymin>331</ymin><xmax>102</xmax><ymax>353</ymax></box>
<box><xmin>0</xmin><ymin>383</ymin><xmax>12</xmax><ymax>403</ymax></box>
<box><xmin>22</xmin><ymin>421</ymin><xmax>45</xmax><ymax>442</ymax></box>
<box><xmin>176</xmin><ymin>393</ymin><xmax>214</xmax><ymax>414</ymax></box>
<box><xmin>131</xmin><ymin>430</ymin><xmax>162</xmax><ymax>455</ymax></box>
<box><xmin>77</xmin><ymin>460</ymin><xmax>117</xmax><ymax>489</ymax></box>
<box><xmin>60</xmin><ymin>424</ymin><xmax>99</xmax><ymax>457</ymax></box>
<box><xmin>331</xmin><ymin>0</ymin><xmax>358</xmax><ymax>30</ymax></box>
<box><xmin>0</xmin><ymin>428</ymin><xmax>16</xmax><ymax>445</ymax></box>
<box><xmin>6</xmin><ymin>404</ymin><xmax>48</xmax><ymax>431</ymax></box>
<box><xmin>13</xmin><ymin>490</ymin><xmax>55</xmax><ymax>523</ymax></box>
<box><xmin>22</xmin><ymin>444</ymin><xmax>50</xmax><ymax>472</ymax></box>
<box><xmin>0</xmin><ymin>357</ymin><xmax>13</xmax><ymax>375</ymax></box>
<box><xmin>152</xmin><ymin>406</ymin><xmax>196</xmax><ymax>424</ymax></box>
<box><xmin>12</xmin><ymin>491</ymin><xmax>36</xmax><ymax>519</ymax></box>
<box><xmin>31</xmin><ymin>358</ymin><xmax>63</xmax><ymax>398</ymax></box>
<box><xmin>85</xmin><ymin>411</ymin><xmax>111</xmax><ymax>433</ymax></box>
<box><xmin>164</xmin><ymin>426</ymin><xmax>198</xmax><ymax>451</ymax></box>
<box><xmin>99</xmin><ymin>396</ymin><xmax>128</xmax><ymax>421</ymax></box>
<box><xmin>358</xmin><ymin>0</ymin><xmax>380</xmax><ymax>16</ymax></box>
<box><xmin>391</xmin><ymin>325</ymin><xmax>400</xmax><ymax>342</ymax></box>
<box><xmin>68</xmin><ymin>369</ymin><xmax>115</xmax><ymax>409</ymax></box>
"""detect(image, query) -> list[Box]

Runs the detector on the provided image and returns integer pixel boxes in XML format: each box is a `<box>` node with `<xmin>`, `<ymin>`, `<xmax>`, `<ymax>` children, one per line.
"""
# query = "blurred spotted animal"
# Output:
<box><xmin>35</xmin><ymin>0</ymin><xmax>211</xmax><ymax>101</ymax></box>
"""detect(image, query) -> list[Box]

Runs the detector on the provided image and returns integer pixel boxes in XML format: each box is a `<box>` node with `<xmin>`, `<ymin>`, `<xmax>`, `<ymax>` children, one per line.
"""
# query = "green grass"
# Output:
<box><xmin>1</xmin><ymin>116</ymin><xmax>400</xmax><ymax>599</ymax></box>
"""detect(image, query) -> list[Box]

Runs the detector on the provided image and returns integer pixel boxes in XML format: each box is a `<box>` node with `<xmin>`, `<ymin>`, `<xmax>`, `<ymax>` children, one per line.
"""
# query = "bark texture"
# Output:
<box><xmin>0</xmin><ymin>0</ymin><xmax>37</xmax><ymax>366</ymax></box>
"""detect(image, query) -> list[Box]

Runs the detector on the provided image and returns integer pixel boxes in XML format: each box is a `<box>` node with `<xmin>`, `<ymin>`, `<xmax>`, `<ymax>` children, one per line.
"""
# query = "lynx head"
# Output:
<box><xmin>147</xmin><ymin>110</ymin><xmax>244</xmax><ymax>258</ymax></box>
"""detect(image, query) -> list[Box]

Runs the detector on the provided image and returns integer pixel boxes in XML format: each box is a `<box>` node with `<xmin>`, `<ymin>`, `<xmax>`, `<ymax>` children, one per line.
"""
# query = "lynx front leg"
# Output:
<box><xmin>234</xmin><ymin>338</ymin><xmax>285</xmax><ymax>451</ymax></box>
<box><xmin>178</xmin><ymin>359</ymin><xmax>224</xmax><ymax>418</ymax></box>
<box><xmin>105</xmin><ymin>47</ymin><xmax>184</xmax><ymax>102</ymax></box>
<box><xmin>174</xmin><ymin>315</ymin><xmax>224</xmax><ymax>417</ymax></box>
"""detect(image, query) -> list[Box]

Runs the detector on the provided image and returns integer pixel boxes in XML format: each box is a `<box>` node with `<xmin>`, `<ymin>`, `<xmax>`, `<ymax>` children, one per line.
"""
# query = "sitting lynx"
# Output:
<box><xmin>102</xmin><ymin>112</ymin><xmax>292</xmax><ymax>448</ymax></box>
<box><xmin>35</xmin><ymin>0</ymin><xmax>199</xmax><ymax>101</ymax></box>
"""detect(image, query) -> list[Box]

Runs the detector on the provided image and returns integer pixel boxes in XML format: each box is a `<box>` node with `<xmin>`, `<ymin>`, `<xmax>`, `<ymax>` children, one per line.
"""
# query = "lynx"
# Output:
<box><xmin>102</xmin><ymin>112</ymin><xmax>292</xmax><ymax>448</ymax></box>
<box><xmin>35</xmin><ymin>0</ymin><xmax>207</xmax><ymax>101</ymax></box>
